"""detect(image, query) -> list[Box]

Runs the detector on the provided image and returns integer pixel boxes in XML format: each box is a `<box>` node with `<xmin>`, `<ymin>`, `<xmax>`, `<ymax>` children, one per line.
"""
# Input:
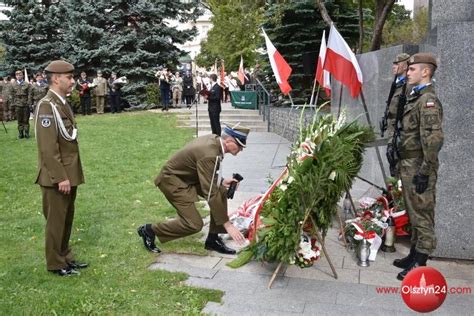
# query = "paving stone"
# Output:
<box><xmin>285</xmin><ymin>264</ymin><xmax>359</xmax><ymax>284</ymax></box>
<box><xmin>336</xmin><ymin>290</ymin><xmax>410</xmax><ymax>312</ymax></box>
<box><xmin>153</xmin><ymin>253</ymin><xmax>222</xmax><ymax>269</ymax></box>
<box><xmin>214</xmin><ymin>258</ymin><xmax>286</xmax><ymax>276</ymax></box>
<box><xmin>286</xmin><ymin>276</ymin><xmax>368</xmax><ymax>295</ymax></box>
<box><xmin>359</xmin><ymin>269</ymin><xmax>403</xmax><ymax>287</ymax></box>
<box><xmin>303</xmin><ymin>302</ymin><xmax>406</xmax><ymax>316</ymax></box>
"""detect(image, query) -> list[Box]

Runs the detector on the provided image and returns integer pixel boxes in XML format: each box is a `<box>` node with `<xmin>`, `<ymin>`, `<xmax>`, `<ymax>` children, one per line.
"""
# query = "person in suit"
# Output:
<box><xmin>34</xmin><ymin>60</ymin><xmax>87</xmax><ymax>276</ymax></box>
<box><xmin>137</xmin><ymin>124</ymin><xmax>250</xmax><ymax>254</ymax></box>
<box><xmin>207</xmin><ymin>74</ymin><xmax>222</xmax><ymax>135</ymax></box>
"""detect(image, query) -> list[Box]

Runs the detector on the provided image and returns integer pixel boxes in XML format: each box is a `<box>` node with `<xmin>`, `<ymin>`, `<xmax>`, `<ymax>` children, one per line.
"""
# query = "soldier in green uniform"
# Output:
<box><xmin>35</xmin><ymin>60</ymin><xmax>87</xmax><ymax>276</ymax></box>
<box><xmin>392</xmin><ymin>53</ymin><xmax>444</xmax><ymax>280</ymax></box>
<box><xmin>29</xmin><ymin>72</ymin><xmax>48</xmax><ymax>113</ymax></box>
<box><xmin>138</xmin><ymin>125</ymin><xmax>250</xmax><ymax>254</ymax></box>
<box><xmin>1</xmin><ymin>76</ymin><xmax>12</xmax><ymax>121</ymax></box>
<box><xmin>8</xmin><ymin>70</ymin><xmax>32</xmax><ymax>138</ymax></box>
<box><xmin>386</xmin><ymin>53</ymin><xmax>410</xmax><ymax>139</ymax></box>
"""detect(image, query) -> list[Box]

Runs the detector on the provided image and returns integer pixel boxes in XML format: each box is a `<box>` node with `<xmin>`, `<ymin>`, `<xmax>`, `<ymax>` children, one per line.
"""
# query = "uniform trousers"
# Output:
<box><xmin>399</xmin><ymin>158</ymin><xmax>437</xmax><ymax>255</ymax></box>
<box><xmin>41</xmin><ymin>186</ymin><xmax>77</xmax><ymax>270</ymax></box>
<box><xmin>16</xmin><ymin>106</ymin><xmax>30</xmax><ymax>132</ymax></box>
<box><xmin>80</xmin><ymin>96</ymin><xmax>91</xmax><ymax>115</ymax></box>
<box><xmin>96</xmin><ymin>95</ymin><xmax>105</xmax><ymax>114</ymax></box>
<box><xmin>152</xmin><ymin>176</ymin><xmax>226</xmax><ymax>243</ymax></box>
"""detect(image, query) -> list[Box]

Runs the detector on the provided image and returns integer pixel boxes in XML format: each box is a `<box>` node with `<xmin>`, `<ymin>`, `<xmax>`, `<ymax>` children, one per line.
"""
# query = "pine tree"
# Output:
<box><xmin>261</xmin><ymin>0</ymin><xmax>359</xmax><ymax>105</ymax></box>
<box><xmin>62</xmin><ymin>0</ymin><xmax>201</xmax><ymax>105</ymax></box>
<box><xmin>0</xmin><ymin>0</ymin><xmax>66</xmax><ymax>75</ymax></box>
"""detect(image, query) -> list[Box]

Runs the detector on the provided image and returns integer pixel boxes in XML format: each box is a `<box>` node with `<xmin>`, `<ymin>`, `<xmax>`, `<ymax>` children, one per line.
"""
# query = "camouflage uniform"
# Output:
<box><xmin>386</xmin><ymin>53</ymin><xmax>410</xmax><ymax>139</ymax></box>
<box><xmin>9</xmin><ymin>80</ymin><xmax>32</xmax><ymax>136</ymax></box>
<box><xmin>0</xmin><ymin>80</ymin><xmax>12</xmax><ymax>121</ymax></box>
<box><xmin>398</xmin><ymin>83</ymin><xmax>443</xmax><ymax>255</ymax></box>
<box><xmin>30</xmin><ymin>81</ymin><xmax>48</xmax><ymax>113</ymax></box>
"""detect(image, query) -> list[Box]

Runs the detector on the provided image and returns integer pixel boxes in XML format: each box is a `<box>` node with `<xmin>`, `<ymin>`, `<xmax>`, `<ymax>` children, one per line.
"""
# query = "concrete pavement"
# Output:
<box><xmin>148</xmin><ymin>103</ymin><xmax>473</xmax><ymax>315</ymax></box>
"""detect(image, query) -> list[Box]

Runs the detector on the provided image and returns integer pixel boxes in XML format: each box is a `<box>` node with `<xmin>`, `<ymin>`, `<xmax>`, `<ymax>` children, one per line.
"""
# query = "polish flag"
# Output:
<box><xmin>220</xmin><ymin>59</ymin><xmax>225</xmax><ymax>87</ymax></box>
<box><xmin>315</xmin><ymin>30</ymin><xmax>331</xmax><ymax>97</ymax></box>
<box><xmin>324</xmin><ymin>24</ymin><xmax>363</xmax><ymax>98</ymax></box>
<box><xmin>238</xmin><ymin>55</ymin><xmax>246</xmax><ymax>85</ymax></box>
<box><xmin>262</xmin><ymin>28</ymin><xmax>292</xmax><ymax>95</ymax></box>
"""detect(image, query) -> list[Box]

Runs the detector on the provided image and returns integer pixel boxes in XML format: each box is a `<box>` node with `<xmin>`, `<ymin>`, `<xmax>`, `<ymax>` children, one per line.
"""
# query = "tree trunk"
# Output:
<box><xmin>369</xmin><ymin>0</ymin><xmax>395</xmax><ymax>51</ymax></box>
<box><xmin>358</xmin><ymin>0</ymin><xmax>364</xmax><ymax>53</ymax></box>
<box><xmin>315</xmin><ymin>0</ymin><xmax>333</xmax><ymax>27</ymax></box>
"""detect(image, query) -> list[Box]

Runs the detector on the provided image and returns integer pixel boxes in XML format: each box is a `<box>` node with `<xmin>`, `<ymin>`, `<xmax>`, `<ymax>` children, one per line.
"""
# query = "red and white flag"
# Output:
<box><xmin>220</xmin><ymin>59</ymin><xmax>225</xmax><ymax>87</ymax></box>
<box><xmin>324</xmin><ymin>24</ymin><xmax>363</xmax><ymax>98</ymax></box>
<box><xmin>238</xmin><ymin>55</ymin><xmax>246</xmax><ymax>85</ymax></box>
<box><xmin>262</xmin><ymin>28</ymin><xmax>292</xmax><ymax>95</ymax></box>
<box><xmin>315</xmin><ymin>30</ymin><xmax>331</xmax><ymax>97</ymax></box>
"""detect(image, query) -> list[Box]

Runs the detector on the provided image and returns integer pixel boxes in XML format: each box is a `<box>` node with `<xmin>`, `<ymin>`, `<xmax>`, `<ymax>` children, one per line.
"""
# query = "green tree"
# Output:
<box><xmin>0</xmin><ymin>0</ymin><xmax>66</xmax><ymax>75</ymax></box>
<box><xmin>262</xmin><ymin>0</ymin><xmax>359</xmax><ymax>105</ymax></box>
<box><xmin>196</xmin><ymin>0</ymin><xmax>264</xmax><ymax>71</ymax></box>
<box><xmin>382</xmin><ymin>7</ymin><xmax>429</xmax><ymax>46</ymax></box>
<box><xmin>62</xmin><ymin>0</ymin><xmax>201</xmax><ymax>105</ymax></box>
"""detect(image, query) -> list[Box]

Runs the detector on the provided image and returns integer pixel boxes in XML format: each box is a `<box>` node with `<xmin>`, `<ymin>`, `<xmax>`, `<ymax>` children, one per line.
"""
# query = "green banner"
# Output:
<box><xmin>230</xmin><ymin>91</ymin><xmax>257</xmax><ymax>109</ymax></box>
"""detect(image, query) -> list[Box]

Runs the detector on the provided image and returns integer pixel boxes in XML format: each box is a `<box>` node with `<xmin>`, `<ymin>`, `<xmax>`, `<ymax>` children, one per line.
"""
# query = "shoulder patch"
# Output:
<box><xmin>41</xmin><ymin>118</ymin><xmax>51</xmax><ymax>128</ymax></box>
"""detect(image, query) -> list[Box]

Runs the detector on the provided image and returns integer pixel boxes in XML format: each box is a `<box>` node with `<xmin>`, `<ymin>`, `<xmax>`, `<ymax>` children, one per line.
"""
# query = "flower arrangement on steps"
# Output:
<box><xmin>228</xmin><ymin>109</ymin><xmax>375</xmax><ymax>269</ymax></box>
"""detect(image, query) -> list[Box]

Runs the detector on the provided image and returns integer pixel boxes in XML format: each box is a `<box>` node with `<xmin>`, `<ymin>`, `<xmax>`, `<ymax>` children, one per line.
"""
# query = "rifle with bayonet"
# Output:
<box><xmin>386</xmin><ymin>77</ymin><xmax>408</xmax><ymax>177</ymax></box>
<box><xmin>380</xmin><ymin>74</ymin><xmax>398</xmax><ymax>138</ymax></box>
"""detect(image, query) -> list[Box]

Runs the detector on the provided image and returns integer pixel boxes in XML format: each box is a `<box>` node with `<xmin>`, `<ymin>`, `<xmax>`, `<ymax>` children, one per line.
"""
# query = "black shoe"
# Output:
<box><xmin>68</xmin><ymin>261</ymin><xmax>88</xmax><ymax>269</ymax></box>
<box><xmin>393</xmin><ymin>245</ymin><xmax>416</xmax><ymax>269</ymax></box>
<box><xmin>49</xmin><ymin>267</ymin><xmax>80</xmax><ymax>276</ymax></box>
<box><xmin>137</xmin><ymin>225</ymin><xmax>161</xmax><ymax>253</ymax></box>
<box><xmin>18</xmin><ymin>131</ymin><xmax>24</xmax><ymax>139</ymax></box>
<box><xmin>24</xmin><ymin>130</ymin><xmax>30</xmax><ymax>139</ymax></box>
<box><xmin>205</xmin><ymin>236</ymin><xmax>236</xmax><ymax>255</ymax></box>
<box><xmin>397</xmin><ymin>251</ymin><xmax>428</xmax><ymax>281</ymax></box>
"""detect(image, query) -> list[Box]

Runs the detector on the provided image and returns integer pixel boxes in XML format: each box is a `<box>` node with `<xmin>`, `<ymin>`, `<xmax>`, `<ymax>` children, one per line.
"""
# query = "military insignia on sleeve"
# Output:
<box><xmin>426</xmin><ymin>102</ymin><xmax>435</xmax><ymax>108</ymax></box>
<box><xmin>41</xmin><ymin>118</ymin><xmax>51</xmax><ymax>128</ymax></box>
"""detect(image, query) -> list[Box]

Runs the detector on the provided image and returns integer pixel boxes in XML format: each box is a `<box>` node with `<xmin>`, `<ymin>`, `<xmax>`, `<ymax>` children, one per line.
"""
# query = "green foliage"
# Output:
<box><xmin>382</xmin><ymin>8</ymin><xmax>429</xmax><ymax>46</ymax></box>
<box><xmin>68</xmin><ymin>89</ymin><xmax>81</xmax><ymax>113</ymax></box>
<box><xmin>230</xmin><ymin>110</ymin><xmax>375</xmax><ymax>266</ymax></box>
<box><xmin>0</xmin><ymin>0</ymin><xmax>201</xmax><ymax>105</ymax></box>
<box><xmin>196</xmin><ymin>1</ymin><xmax>264</xmax><ymax>70</ymax></box>
<box><xmin>261</xmin><ymin>0</ymin><xmax>359</xmax><ymax>105</ymax></box>
<box><xmin>146</xmin><ymin>82</ymin><xmax>161</xmax><ymax>106</ymax></box>
<box><xmin>0</xmin><ymin>113</ymin><xmax>222</xmax><ymax>314</ymax></box>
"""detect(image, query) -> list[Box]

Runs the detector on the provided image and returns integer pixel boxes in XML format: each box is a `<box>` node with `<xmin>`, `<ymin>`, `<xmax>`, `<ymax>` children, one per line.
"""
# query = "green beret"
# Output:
<box><xmin>408</xmin><ymin>53</ymin><xmax>437</xmax><ymax>68</ymax></box>
<box><xmin>44</xmin><ymin>60</ymin><xmax>75</xmax><ymax>73</ymax></box>
<box><xmin>393</xmin><ymin>53</ymin><xmax>410</xmax><ymax>64</ymax></box>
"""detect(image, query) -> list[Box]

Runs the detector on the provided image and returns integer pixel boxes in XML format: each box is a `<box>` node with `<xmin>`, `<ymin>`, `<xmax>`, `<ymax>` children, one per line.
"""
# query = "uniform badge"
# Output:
<box><xmin>426</xmin><ymin>102</ymin><xmax>435</xmax><ymax>108</ymax></box>
<box><xmin>41</xmin><ymin>118</ymin><xmax>51</xmax><ymax>128</ymax></box>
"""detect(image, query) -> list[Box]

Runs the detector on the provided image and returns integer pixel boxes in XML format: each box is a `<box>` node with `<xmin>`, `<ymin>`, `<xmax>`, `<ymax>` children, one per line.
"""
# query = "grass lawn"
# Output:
<box><xmin>0</xmin><ymin>112</ymin><xmax>222</xmax><ymax>314</ymax></box>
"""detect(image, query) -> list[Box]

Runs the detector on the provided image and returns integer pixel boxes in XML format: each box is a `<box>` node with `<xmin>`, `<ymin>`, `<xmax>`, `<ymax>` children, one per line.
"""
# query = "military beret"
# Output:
<box><xmin>393</xmin><ymin>53</ymin><xmax>410</xmax><ymax>64</ymax></box>
<box><xmin>223</xmin><ymin>123</ymin><xmax>250</xmax><ymax>147</ymax></box>
<box><xmin>408</xmin><ymin>53</ymin><xmax>437</xmax><ymax>68</ymax></box>
<box><xmin>44</xmin><ymin>60</ymin><xmax>75</xmax><ymax>73</ymax></box>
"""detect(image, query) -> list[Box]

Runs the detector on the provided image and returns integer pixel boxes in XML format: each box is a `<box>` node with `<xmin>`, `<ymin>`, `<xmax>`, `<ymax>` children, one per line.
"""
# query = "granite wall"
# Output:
<box><xmin>268</xmin><ymin>0</ymin><xmax>474</xmax><ymax>259</ymax></box>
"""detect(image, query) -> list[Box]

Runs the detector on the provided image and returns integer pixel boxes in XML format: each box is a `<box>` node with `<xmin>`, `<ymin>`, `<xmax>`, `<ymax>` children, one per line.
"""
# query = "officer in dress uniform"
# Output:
<box><xmin>138</xmin><ymin>124</ymin><xmax>250</xmax><ymax>254</ymax></box>
<box><xmin>35</xmin><ymin>60</ymin><xmax>87</xmax><ymax>276</ymax></box>
<box><xmin>392</xmin><ymin>53</ymin><xmax>444</xmax><ymax>280</ymax></box>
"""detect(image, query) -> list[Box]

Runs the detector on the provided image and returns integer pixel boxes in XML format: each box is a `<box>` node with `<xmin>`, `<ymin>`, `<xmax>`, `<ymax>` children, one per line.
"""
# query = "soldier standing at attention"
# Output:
<box><xmin>385</xmin><ymin>53</ymin><xmax>410</xmax><ymax>139</ymax></box>
<box><xmin>35</xmin><ymin>60</ymin><xmax>87</xmax><ymax>276</ymax></box>
<box><xmin>9</xmin><ymin>70</ymin><xmax>32</xmax><ymax>138</ymax></box>
<box><xmin>29</xmin><ymin>72</ymin><xmax>48</xmax><ymax>114</ymax></box>
<box><xmin>92</xmin><ymin>70</ymin><xmax>107</xmax><ymax>114</ymax></box>
<box><xmin>137</xmin><ymin>125</ymin><xmax>250</xmax><ymax>255</ymax></box>
<box><xmin>76</xmin><ymin>71</ymin><xmax>92</xmax><ymax>115</ymax></box>
<box><xmin>392</xmin><ymin>53</ymin><xmax>444</xmax><ymax>281</ymax></box>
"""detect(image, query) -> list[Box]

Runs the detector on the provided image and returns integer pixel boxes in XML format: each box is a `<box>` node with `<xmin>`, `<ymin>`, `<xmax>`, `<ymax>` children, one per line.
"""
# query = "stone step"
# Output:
<box><xmin>177</xmin><ymin>113</ymin><xmax>263</xmax><ymax>121</ymax></box>
<box><xmin>176</xmin><ymin>124</ymin><xmax>268</xmax><ymax>132</ymax></box>
<box><xmin>178</xmin><ymin>118</ymin><xmax>267</xmax><ymax>125</ymax></box>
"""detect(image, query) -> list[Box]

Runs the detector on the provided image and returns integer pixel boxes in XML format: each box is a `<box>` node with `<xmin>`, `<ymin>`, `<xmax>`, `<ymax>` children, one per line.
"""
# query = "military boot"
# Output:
<box><xmin>18</xmin><ymin>130</ymin><xmax>24</xmax><ymax>139</ymax></box>
<box><xmin>24</xmin><ymin>129</ymin><xmax>30</xmax><ymax>139</ymax></box>
<box><xmin>397</xmin><ymin>251</ymin><xmax>428</xmax><ymax>281</ymax></box>
<box><xmin>393</xmin><ymin>245</ymin><xmax>416</xmax><ymax>269</ymax></box>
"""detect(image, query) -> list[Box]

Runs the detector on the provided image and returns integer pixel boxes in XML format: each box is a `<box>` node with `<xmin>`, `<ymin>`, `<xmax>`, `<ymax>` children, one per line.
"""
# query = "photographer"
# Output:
<box><xmin>138</xmin><ymin>124</ymin><xmax>250</xmax><ymax>255</ymax></box>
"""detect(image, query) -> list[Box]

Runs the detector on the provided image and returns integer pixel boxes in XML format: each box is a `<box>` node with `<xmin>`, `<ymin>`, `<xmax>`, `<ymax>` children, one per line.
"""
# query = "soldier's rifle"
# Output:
<box><xmin>386</xmin><ymin>76</ymin><xmax>408</xmax><ymax>176</ymax></box>
<box><xmin>380</xmin><ymin>74</ymin><xmax>398</xmax><ymax>137</ymax></box>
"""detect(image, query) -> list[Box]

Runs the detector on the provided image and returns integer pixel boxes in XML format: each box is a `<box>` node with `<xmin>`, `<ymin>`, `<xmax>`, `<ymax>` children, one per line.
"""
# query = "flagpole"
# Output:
<box><xmin>309</xmin><ymin>77</ymin><xmax>318</xmax><ymax>106</ymax></box>
<box><xmin>337</xmin><ymin>83</ymin><xmax>343</xmax><ymax>119</ymax></box>
<box><xmin>270</xmin><ymin>93</ymin><xmax>295</xmax><ymax>168</ymax></box>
